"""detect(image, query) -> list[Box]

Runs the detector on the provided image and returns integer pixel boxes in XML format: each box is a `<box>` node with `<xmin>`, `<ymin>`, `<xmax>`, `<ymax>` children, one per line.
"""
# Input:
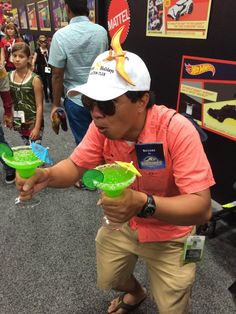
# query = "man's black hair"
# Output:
<box><xmin>64</xmin><ymin>0</ymin><xmax>89</xmax><ymax>16</ymax></box>
<box><xmin>125</xmin><ymin>91</ymin><xmax>156</xmax><ymax>108</ymax></box>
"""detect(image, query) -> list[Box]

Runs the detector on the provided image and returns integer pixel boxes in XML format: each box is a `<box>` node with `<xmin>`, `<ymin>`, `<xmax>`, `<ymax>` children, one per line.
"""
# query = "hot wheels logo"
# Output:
<box><xmin>185</xmin><ymin>63</ymin><xmax>216</xmax><ymax>76</ymax></box>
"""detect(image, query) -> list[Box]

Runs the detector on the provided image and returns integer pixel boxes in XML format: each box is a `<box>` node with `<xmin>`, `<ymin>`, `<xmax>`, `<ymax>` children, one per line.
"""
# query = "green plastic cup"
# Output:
<box><xmin>94</xmin><ymin>164</ymin><xmax>136</xmax><ymax>197</ymax></box>
<box><xmin>2</xmin><ymin>146</ymin><xmax>43</xmax><ymax>178</ymax></box>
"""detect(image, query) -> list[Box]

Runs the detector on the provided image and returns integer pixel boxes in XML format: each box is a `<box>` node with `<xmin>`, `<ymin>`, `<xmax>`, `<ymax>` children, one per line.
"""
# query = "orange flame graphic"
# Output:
<box><xmin>185</xmin><ymin>63</ymin><xmax>216</xmax><ymax>76</ymax></box>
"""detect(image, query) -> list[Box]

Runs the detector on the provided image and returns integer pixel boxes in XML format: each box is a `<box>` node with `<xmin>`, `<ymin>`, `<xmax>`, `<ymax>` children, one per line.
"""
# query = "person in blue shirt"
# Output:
<box><xmin>48</xmin><ymin>0</ymin><xmax>108</xmax><ymax>146</ymax></box>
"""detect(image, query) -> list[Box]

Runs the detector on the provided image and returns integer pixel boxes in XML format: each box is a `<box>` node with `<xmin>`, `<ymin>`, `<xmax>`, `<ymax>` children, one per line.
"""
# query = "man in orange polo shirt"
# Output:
<box><xmin>16</xmin><ymin>49</ymin><xmax>215</xmax><ymax>314</ymax></box>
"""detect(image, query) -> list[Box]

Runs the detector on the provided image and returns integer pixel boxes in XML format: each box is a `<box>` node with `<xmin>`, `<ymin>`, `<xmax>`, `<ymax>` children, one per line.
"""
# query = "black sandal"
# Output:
<box><xmin>108</xmin><ymin>292</ymin><xmax>147</xmax><ymax>313</ymax></box>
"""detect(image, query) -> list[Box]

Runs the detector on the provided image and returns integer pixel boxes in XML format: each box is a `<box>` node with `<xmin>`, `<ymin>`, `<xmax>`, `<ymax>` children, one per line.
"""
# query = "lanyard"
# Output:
<box><xmin>9</xmin><ymin>38</ymin><xmax>15</xmax><ymax>49</ymax></box>
<box><xmin>6</xmin><ymin>38</ymin><xmax>15</xmax><ymax>52</ymax></box>
<box><xmin>40</xmin><ymin>48</ymin><xmax>49</xmax><ymax>66</ymax></box>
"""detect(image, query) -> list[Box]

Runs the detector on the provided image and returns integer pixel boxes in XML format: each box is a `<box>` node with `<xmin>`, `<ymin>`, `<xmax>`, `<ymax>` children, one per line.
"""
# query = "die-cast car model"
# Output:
<box><xmin>167</xmin><ymin>0</ymin><xmax>193</xmax><ymax>21</ymax></box>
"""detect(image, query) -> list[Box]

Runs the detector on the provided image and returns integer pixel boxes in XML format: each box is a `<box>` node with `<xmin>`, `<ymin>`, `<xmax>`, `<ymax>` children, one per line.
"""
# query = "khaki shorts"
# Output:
<box><xmin>96</xmin><ymin>223</ymin><xmax>196</xmax><ymax>314</ymax></box>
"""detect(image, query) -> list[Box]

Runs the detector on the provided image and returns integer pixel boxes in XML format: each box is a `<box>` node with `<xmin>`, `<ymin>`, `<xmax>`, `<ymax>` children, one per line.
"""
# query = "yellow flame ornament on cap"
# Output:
<box><xmin>106</xmin><ymin>25</ymin><xmax>135</xmax><ymax>86</ymax></box>
<box><xmin>115</xmin><ymin>161</ymin><xmax>142</xmax><ymax>177</ymax></box>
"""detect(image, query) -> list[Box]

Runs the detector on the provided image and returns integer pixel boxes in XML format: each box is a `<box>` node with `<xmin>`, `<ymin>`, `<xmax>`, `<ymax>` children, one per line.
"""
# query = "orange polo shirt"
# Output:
<box><xmin>70</xmin><ymin>105</ymin><xmax>215</xmax><ymax>243</ymax></box>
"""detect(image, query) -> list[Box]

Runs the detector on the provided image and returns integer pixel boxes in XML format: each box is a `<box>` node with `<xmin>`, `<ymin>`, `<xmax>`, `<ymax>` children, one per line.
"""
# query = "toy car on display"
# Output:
<box><xmin>148</xmin><ymin>0</ymin><xmax>163</xmax><ymax>31</ymax></box>
<box><xmin>167</xmin><ymin>0</ymin><xmax>194</xmax><ymax>20</ymax></box>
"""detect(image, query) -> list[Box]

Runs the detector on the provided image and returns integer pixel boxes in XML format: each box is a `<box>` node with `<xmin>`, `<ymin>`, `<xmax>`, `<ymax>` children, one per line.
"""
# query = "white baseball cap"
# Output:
<box><xmin>67</xmin><ymin>50</ymin><xmax>151</xmax><ymax>101</ymax></box>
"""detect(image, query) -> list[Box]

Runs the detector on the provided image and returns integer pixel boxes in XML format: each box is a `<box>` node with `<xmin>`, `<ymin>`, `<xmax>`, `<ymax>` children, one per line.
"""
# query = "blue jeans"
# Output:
<box><xmin>0</xmin><ymin>124</ymin><xmax>15</xmax><ymax>174</ymax></box>
<box><xmin>64</xmin><ymin>97</ymin><xmax>92</xmax><ymax>145</ymax></box>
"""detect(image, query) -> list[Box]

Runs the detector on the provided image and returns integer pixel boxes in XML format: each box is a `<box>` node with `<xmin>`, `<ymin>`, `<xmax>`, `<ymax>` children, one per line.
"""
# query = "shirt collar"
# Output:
<box><xmin>69</xmin><ymin>16</ymin><xmax>89</xmax><ymax>24</ymax></box>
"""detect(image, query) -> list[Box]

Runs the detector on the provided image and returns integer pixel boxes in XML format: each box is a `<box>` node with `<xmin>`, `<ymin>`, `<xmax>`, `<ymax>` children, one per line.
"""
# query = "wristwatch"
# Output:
<box><xmin>137</xmin><ymin>195</ymin><xmax>156</xmax><ymax>218</ymax></box>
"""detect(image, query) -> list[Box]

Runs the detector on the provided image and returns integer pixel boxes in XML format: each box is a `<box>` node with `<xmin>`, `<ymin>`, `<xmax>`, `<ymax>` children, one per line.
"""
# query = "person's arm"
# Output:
<box><xmin>50</xmin><ymin>66</ymin><xmax>64</xmax><ymax>120</ymax></box>
<box><xmin>152</xmin><ymin>190</ymin><xmax>212</xmax><ymax>225</ymax></box>
<box><xmin>1</xmin><ymin>80</ymin><xmax>13</xmax><ymax>128</ymax></box>
<box><xmin>16</xmin><ymin>158</ymin><xmax>87</xmax><ymax>201</ymax></box>
<box><xmin>99</xmin><ymin>188</ymin><xmax>212</xmax><ymax>226</ymax></box>
<box><xmin>30</xmin><ymin>75</ymin><xmax>43</xmax><ymax>140</ymax></box>
<box><xmin>48</xmin><ymin>33</ymin><xmax>65</xmax><ymax>119</ymax></box>
<box><xmin>31</xmin><ymin>52</ymin><xmax>37</xmax><ymax>71</ymax></box>
<box><xmin>0</xmin><ymin>72</ymin><xmax>13</xmax><ymax>127</ymax></box>
<box><xmin>1</xmin><ymin>44</ymin><xmax>5</xmax><ymax>64</ymax></box>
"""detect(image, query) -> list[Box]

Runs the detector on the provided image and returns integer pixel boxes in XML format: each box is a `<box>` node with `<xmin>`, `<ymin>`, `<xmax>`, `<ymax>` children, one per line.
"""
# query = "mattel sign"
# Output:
<box><xmin>107</xmin><ymin>0</ymin><xmax>131</xmax><ymax>43</ymax></box>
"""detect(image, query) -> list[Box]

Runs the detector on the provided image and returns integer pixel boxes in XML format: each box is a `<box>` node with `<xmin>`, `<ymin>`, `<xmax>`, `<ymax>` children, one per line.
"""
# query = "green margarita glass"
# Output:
<box><xmin>94</xmin><ymin>163</ymin><xmax>136</xmax><ymax>197</ymax></box>
<box><xmin>94</xmin><ymin>163</ymin><xmax>137</xmax><ymax>230</ymax></box>
<box><xmin>2</xmin><ymin>146</ymin><xmax>43</xmax><ymax>207</ymax></box>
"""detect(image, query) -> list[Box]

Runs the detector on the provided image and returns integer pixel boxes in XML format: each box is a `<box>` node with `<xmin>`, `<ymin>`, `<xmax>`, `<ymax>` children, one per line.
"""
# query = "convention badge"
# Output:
<box><xmin>44</xmin><ymin>66</ymin><xmax>51</xmax><ymax>74</ymax></box>
<box><xmin>13</xmin><ymin>110</ymin><xmax>25</xmax><ymax>123</ymax></box>
<box><xmin>13</xmin><ymin>110</ymin><xmax>25</xmax><ymax>131</ymax></box>
<box><xmin>183</xmin><ymin>235</ymin><xmax>205</xmax><ymax>263</ymax></box>
<box><xmin>135</xmin><ymin>143</ymin><xmax>166</xmax><ymax>170</ymax></box>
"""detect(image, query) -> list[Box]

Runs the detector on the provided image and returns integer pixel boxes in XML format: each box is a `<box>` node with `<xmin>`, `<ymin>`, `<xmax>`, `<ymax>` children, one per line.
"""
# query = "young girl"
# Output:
<box><xmin>32</xmin><ymin>35</ymin><xmax>53</xmax><ymax>102</ymax></box>
<box><xmin>0</xmin><ymin>22</ymin><xmax>23</xmax><ymax>72</ymax></box>
<box><xmin>9</xmin><ymin>42</ymin><xmax>44</xmax><ymax>145</ymax></box>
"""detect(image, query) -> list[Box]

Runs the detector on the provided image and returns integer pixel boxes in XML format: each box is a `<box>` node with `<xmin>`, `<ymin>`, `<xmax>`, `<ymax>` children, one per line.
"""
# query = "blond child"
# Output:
<box><xmin>0</xmin><ymin>22</ymin><xmax>23</xmax><ymax>72</ymax></box>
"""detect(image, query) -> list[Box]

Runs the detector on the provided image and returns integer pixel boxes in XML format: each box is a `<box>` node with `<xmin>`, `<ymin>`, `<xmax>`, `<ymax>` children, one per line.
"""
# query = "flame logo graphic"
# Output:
<box><xmin>185</xmin><ymin>63</ymin><xmax>216</xmax><ymax>76</ymax></box>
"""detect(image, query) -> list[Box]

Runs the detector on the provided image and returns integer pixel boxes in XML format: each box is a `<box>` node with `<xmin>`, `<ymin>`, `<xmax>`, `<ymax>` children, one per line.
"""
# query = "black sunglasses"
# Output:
<box><xmin>81</xmin><ymin>95</ymin><xmax>117</xmax><ymax>116</ymax></box>
<box><xmin>39</xmin><ymin>40</ymin><xmax>47</xmax><ymax>44</ymax></box>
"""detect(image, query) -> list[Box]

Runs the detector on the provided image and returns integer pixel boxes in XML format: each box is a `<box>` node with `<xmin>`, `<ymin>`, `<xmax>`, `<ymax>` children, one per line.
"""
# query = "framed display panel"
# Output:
<box><xmin>27</xmin><ymin>3</ymin><xmax>38</xmax><ymax>30</ymax></box>
<box><xmin>88</xmin><ymin>0</ymin><xmax>95</xmax><ymax>23</ymax></box>
<box><xmin>177</xmin><ymin>56</ymin><xmax>236</xmax><ymax>141</ymax></box>
<box><xmin>51</xmin><ymin>0</ymin><xmax>95</xmax><ymax>30</ymax></box>
<box><xmin>51</xmin><ymin>0</ymin><xmax>67</xmax><ymax>30</ymax></box>
<box><xmin>146</xmin><ymin>0</ymin><xmax>212</xmax><ymax>39</ymax></box>
<box><xmin>11</xmin><ymin>8</ymin><xmax>19</xmax><ymax>27</ymax></box>
<box><xmin>18</xmin><ymin>5</ymin><xmax>28</xmax><ymax>29</ymax></box>
<box><xmin>37</xmin><ymin>0</ymin><xmax>51</xmax><ymax>31</ymax></box>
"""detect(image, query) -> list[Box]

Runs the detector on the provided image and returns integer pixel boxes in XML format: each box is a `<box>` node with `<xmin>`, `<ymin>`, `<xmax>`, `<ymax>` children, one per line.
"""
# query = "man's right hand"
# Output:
<box><xmin>16</xmin><ymin>168</ymin><xmax>50</xmax><ymax>201</ymax></box>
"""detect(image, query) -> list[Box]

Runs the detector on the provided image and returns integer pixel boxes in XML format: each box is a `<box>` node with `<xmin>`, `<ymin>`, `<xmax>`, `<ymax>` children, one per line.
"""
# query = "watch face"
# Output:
<box><xmin>144</xmin><ymin>204</ymin><xmax>156</xmax><ymax>217</ymax></box>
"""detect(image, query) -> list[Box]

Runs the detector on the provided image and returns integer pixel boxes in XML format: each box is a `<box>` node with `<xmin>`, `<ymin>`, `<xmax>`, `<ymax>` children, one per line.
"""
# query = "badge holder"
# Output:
<box><xmin>13</xmin><ymin>110</ymin><xmax>25</xmax><ymax>131</ymax></box>
<box><xmin>44</xmin><ymin>66</ymin><xmax>51</xmax><ymax>74</ymax></box>
<box><xmin>183</xmin><ymin>235</ymin><xmax>205</xmax><ymax>263</ymax></box>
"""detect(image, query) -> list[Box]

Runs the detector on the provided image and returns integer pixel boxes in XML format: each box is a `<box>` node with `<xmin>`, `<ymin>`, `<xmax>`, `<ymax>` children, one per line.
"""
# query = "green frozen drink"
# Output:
<box><xmin>94</xmin><ymin>163</ymin><xmax>136</xmax><ymax>197</ymax></box>
<box><xmin>2</xmin><ymin>146</ymin><xmax>43</xmax><ymax>207</ymax></box>
<box><xmin>95</xmin><ymin>163</ymin><xmax>137</xmax><ymax>230</ymax></box>
<box><xmin>2</xmin><ymin>146</ymin><xmax>43</xmax><ymax>178</ymax></box>
<box><xmin>82</xmin><ymin>162</ymin><xmax>140</xmax><ymax>230</ymax></box>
